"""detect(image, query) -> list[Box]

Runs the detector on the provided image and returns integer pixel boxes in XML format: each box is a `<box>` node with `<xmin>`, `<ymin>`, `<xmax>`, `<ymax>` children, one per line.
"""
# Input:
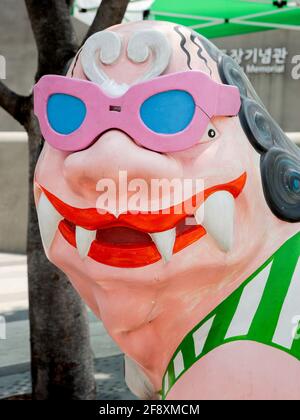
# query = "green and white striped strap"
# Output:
<box><xmin>162</xmin><ymin>232</ymin><xmax>300</xmax><ymax>400</ymax></box>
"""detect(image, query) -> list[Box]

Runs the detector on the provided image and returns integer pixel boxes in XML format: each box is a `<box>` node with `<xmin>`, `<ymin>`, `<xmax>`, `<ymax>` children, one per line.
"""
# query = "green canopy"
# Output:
<box><xmin>150</xmin><ymin>0</ymin><xmax>300</xmax><ymax>38</ymax></box>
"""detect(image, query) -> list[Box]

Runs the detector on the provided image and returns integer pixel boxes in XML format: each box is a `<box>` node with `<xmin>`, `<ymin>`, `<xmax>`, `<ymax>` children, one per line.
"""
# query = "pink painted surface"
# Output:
<box><xmin>166</xmin><ymin>341</ymin><xmax>300</xmax><ymax>400</ymax></box>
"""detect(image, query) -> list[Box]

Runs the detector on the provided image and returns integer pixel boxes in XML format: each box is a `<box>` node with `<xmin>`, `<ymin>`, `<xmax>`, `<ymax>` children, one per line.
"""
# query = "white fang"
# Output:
<box><xmin>76</xmin><ymin>227</ymin><xmax>97</xmax><ymax>260</ymax></box>
<box><xmin>150</xmin><ymin>228</ymin><xmax>176</xmax><ymax>263</ymax></box>
<box><xmin>196</xmin><ymin>191</ymin><xmax>235</xmax><ymax>252</ymax></box>
<box><xmin>37</xmin><ymin>193</ymin><xmax>63</xmax><ymax>252</ymax></box>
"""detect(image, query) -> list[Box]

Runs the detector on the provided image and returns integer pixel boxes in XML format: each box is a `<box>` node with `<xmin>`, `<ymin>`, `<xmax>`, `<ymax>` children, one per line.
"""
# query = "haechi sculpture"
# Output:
<box><xmin>33</xmin><ymin>21</ymin><xmax>300</xmax><ymax>400</ymax></box>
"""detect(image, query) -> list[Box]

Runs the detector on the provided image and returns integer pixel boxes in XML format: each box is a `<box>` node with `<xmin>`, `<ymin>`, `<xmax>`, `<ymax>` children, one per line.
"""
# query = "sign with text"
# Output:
<box><xmin>222</xmin><ymin>47</ymin><xmax>288</xmax><ymax>75</ymax></box>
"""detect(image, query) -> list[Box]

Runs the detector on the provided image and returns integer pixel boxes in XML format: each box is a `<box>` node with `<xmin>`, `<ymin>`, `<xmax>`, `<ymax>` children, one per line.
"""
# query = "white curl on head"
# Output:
<box><xmin>81</xmin><ymin>31</ymin><xmax>127</xmax><ymax>96</ymax></box>
<box><xmin>81</xmin><ymin>29</ymin><xmax>172</xmax><ymax>97</ymax></box>
<box><xmin>127</xmin><ymin>29</ymin><xmax>172</xmax><ymax>83</ymax></box>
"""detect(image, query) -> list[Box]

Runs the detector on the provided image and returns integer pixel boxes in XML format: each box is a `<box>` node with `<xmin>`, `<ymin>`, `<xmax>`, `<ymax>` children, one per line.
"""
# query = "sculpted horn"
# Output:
<box><xmin>81</xmin><ymin>31</ymin><xmax>128</xmax><ymax>96</ymax></box>
<box><xmin>81</xmin><ymin>29</ymin><xmax>172</xmax><ymax>96</ymax></box>
<box><xmin>127</xmin><ymin>29</ymin><xmax>172</xmax><ymax>82</ymax></box>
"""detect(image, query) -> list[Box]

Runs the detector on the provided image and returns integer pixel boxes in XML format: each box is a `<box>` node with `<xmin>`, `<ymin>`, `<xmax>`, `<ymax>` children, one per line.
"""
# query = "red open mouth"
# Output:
<box><xmin>38</xmin><ymin>173</ymin><xmax>247</xmax><ymax>268</ymax></box>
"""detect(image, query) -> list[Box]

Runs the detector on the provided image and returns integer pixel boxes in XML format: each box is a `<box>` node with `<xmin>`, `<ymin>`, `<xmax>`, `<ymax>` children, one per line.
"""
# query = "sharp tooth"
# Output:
<box><xmin>37</xmin><ymin>193</ymin><xmax>63</xmax><ymax>252</ymax></box>
<box><xmin>76</xmin><ymin>227</ymin><xmax>97</xmax><ymax>259</ymax></box>
<box><xmin>150</xmin><ymin>228</ymin><xmax>176</xmax><ymax>263</ymax></box>
<box><xmin>196</xmin><ymin>191</ymin><xmax>235</xmax><ymax>252</ymax></box>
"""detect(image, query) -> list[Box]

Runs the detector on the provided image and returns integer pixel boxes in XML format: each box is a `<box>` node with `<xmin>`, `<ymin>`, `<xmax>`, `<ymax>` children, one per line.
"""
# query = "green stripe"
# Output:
<box><xmin>181</xmin><ymin>333</ymin><xmax>196</xmax><ymax>371</ymax></box>
<box><xmin>167</xmin><ymin>359</ymin><xmax>175</xmax><ymax>393</ymax></box>
<box><xmin>202</xmin><ymin>289</ymin><xmax>244</xmax><ymax>355</ymax></box>
<box><xmin>249</xmin><ymin>234</ymin><xmax>300</xmax><ymax>344</ymax></box>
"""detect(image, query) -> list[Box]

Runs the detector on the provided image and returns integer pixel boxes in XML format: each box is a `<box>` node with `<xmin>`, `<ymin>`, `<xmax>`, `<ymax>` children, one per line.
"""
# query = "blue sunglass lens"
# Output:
<box><xmin>140</xmin><ymin>90</ymin><xmax>196</xmax><ymax>135</ymax></box>
<box><xmin>47</xmin><ymin>94</ymin><xmax>87</xmax><ymax>135</ymax></box>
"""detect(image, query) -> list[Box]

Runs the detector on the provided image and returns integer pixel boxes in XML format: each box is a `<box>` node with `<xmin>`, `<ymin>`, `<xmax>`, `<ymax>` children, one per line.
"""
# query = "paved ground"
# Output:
<box><xmin>0</xmin><ymin>253</ymin><xmax>135</xmax><ymax>400</ymax></box>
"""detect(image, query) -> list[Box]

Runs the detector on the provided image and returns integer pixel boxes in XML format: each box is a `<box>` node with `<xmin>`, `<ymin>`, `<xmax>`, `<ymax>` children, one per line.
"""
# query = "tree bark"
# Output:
<box><xmin>84</xmin><ymin>0</ymin><xmax>130</xmax><ymax>41</ymax></box>
<box><xmin>0</xmin><ymin>82</ymin><xmax>28</xmax><ymax>126</ymax></box>
<box><xmin>66</xmin><ymin>0</ymin><xmax>75</xmax><ymax>9</ymax></box>
<box><xmin>25</xmin><ymin>0</ymin><xmax>78</xmax><ymax>80</ymax></box>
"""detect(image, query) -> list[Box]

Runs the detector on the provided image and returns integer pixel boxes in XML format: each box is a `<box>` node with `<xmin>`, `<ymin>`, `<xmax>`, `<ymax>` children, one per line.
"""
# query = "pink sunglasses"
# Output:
<box><xmin>33</xmin><ymin>71</ymin><xmax>241</xmax><ymax>153</ymax></box>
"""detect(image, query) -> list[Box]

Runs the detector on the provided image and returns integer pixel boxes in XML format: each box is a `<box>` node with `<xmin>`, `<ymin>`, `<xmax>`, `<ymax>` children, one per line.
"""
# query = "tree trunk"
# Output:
<box><xmin>84</xmin><ymin>0</ymin><xmax>130</xmax><ymax>41</ymax></box>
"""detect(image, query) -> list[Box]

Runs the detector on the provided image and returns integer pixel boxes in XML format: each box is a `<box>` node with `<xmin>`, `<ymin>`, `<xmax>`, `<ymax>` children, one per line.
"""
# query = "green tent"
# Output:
<box><xmin>150</xmin><ymin>0</ymin><xmax>300</xmax><ymax>38</ymax></box>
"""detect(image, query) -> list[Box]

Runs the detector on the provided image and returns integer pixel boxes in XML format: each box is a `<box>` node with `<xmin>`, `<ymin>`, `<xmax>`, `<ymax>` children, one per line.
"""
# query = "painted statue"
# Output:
<box><xmin>33</xmin><ymin>21</ymin><xmax>300</xmax><ymax>400</ymax></box>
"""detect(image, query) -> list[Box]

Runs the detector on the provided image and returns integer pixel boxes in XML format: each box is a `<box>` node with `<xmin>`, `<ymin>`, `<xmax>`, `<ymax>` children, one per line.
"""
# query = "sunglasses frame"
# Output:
<box><xmin>34</xmin><ymin>71</ymin><xmax>241</xmax><ymax>153</ymax></box>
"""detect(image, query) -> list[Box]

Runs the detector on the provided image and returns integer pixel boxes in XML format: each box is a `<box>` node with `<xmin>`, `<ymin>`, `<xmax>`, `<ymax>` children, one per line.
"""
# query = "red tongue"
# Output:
<box><xmin>97</xmin><ymin>227</ymin><xmax>152</xmax><ymax>245</ymax></box>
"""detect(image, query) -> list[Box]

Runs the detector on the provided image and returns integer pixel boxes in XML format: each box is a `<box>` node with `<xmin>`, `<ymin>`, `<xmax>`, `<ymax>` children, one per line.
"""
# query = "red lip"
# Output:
<box><xmin>39</xmin><ymin>173</ymin><xmax>247</xmax><ymax>268</ymax></box>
